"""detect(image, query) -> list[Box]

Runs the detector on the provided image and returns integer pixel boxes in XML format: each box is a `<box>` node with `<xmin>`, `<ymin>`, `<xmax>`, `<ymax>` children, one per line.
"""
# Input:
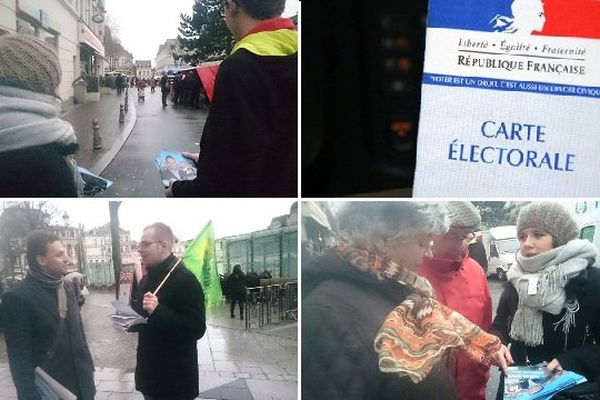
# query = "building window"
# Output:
<box><xmin>16</xmin><ymin>17</ymin><xmax>58</xmax><ymax>51</ymax></box>
<box><xmin>16</xmin><ymin>17</ymin><xmax>36</xmax><ymax>36</ymax></box>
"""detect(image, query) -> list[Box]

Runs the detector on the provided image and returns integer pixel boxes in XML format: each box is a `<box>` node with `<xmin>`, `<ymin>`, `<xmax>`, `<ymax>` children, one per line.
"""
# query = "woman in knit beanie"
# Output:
<box><xmin>490</xmin><ymin>201</ymin><xmax>600</xmax><ymax>399</ymax></box>
<box><xmin>0</xmin><ymin>34</ymin><xmax>82</xmax><ymax>196</ymax></box>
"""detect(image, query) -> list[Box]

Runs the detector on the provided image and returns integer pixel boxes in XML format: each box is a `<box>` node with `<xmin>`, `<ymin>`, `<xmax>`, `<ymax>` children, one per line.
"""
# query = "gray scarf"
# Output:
<box><xmin>29</xmin><ymin>267</ymin><xmax>67</xmax><ymax>318</ymax></box>
<box><xmin>0</xmin><ymin>85</ymin><xmax>83</xmax><ymax>194</ymax></box>
<box><xmin>507</xmin><ymin>239</ymin><xmax>597</xmax><ymax>346</ymax></box>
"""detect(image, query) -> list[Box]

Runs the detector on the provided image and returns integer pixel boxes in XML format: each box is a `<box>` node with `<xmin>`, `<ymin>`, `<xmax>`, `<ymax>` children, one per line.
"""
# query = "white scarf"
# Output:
<box><xmin>0</xmin><ymin>85</ymin><xmax>83</xmax><ymax>194</ymax></box>
<box><xmin>507</xmin><ymin>239</ymin><xmax>597</xmax><ymax>346</ymax></box>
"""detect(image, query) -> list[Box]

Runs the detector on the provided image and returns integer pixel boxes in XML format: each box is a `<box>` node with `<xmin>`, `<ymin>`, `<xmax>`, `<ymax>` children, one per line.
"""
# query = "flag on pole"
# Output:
<box><xmin>183</xmin><ymin>220</ymin><xmax>223</xmax><ymax>309</ymax></box>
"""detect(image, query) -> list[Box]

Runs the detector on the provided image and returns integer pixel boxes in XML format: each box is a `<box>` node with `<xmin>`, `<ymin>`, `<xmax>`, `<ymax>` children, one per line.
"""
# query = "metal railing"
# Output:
<box><xmin>244</xmin><ymin>281</ymin><xmax>297</xmax><ymax>330</ymax></box>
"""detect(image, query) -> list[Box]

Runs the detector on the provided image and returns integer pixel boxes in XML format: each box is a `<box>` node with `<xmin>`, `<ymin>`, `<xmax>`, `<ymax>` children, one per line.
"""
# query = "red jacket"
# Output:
<box><xmin>419</xmin><ymin>253</ymin><xmax>492</xmax><ymax>400</ymax></box>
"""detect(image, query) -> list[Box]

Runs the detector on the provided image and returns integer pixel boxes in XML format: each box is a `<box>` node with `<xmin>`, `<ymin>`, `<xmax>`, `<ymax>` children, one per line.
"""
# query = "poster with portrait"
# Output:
<box><xmin>412</xmin><ymin>0</ymin><xmax>600</xmax><ymax>196</ymax></box>
<box><xmin>154</xmin><ymin>150</ymin><xmax>197</xmax><ymax>188</ymax></box>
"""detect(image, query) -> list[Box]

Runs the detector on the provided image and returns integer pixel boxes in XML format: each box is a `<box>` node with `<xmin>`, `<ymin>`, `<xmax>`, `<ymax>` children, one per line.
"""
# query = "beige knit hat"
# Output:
<box><xmin>517</xmin><ymin>202</ymin><xmax>579</xmax><ymax>247</ymax></box>
<box><xmin>0</xmin><ymin>34</ymin><xmax>61</xmax><ymax>96</ymax></box>
<box><xmin>446</xmin><ymin>201</ymin><xmax>481</xmax><ymax>230</ymax></box>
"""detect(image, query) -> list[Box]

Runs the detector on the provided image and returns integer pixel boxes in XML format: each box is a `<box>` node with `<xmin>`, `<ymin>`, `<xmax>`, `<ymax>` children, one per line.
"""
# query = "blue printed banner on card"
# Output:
<box><xmin>413</xmin><ymin>0</ymin><xmax>600</xmax><ymax>197</ymax></box>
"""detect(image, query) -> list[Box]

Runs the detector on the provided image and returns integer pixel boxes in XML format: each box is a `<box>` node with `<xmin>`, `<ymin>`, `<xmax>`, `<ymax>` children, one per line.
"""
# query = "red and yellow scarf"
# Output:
<box><xmin>337</xmin><ymin>244</ymin><xmax>501</xmax><ymax>383</ymax></box>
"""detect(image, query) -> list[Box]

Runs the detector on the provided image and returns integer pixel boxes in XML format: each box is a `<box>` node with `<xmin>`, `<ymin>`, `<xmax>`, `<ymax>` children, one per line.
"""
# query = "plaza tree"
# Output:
<box><xmin>473</xmin><ymin>201</ymin><xmax>529</xmax><ymax>229</ymax></box>
<box><xmin>177</xmin><ymin>0</ymin><xmax>233</xmax><ymax>64</ymax></box>
<box><xmin>0</xmin><ymin>202</ymin><xmax>55</xmax><ymax>295</ymax></box>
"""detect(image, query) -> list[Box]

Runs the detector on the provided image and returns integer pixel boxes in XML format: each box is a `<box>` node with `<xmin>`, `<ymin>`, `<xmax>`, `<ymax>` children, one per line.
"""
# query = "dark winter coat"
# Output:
<box><xmin>468</xmin><ymin>240</ymin><xmax>489</xmax><ymax>272</ymax></box>
<box><xmin>490</xmin><ymin>265</ymin><xmax>600</xmax><ymax>379</ymax></box>
<box><xmin>131</xmin><ymin>254</ymin><xmax>206</xmax><ymax>398</ymax></box>
<box><xmin>160</xmin><ymin>75</ymin><xmax>169</xmax><ymax>92</ymax></box>
<box><xmin>302</xmin><ymin>251</ymin><xmax>458</xmax><ymax>400</ymax></box>
<box><xmin>227</xmin><ymin>271</ymin><xmax>246</xmax><ymax>298</ymax></box>
<box><xmin>1</xmin><ymin>274</ymin><xmax>95</xmax><ymax>400</ymax></box>
<box><xmin>0</xmin><ymin>143</ymin><xmax>78</xmax><ymax>197</ymax></box>
<box><xmin>171</xmin><ymin>47</ymin><xmax>297</xmax><ymax>197</ymax></box>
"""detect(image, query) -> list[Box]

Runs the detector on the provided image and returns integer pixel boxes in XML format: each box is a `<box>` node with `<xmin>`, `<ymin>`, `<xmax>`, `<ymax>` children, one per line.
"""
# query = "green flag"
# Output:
<box><xmin>183</xmin><ymin>220</ymin><xmax>222</xmax><ymax>309</ymax></box>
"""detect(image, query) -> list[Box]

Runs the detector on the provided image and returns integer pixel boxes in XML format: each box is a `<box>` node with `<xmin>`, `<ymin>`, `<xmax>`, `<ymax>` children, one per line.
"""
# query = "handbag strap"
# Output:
<box><xmin>42</xmin><ymin>283</ymin><xmax>68</xmax><ymax>369</ymax></box>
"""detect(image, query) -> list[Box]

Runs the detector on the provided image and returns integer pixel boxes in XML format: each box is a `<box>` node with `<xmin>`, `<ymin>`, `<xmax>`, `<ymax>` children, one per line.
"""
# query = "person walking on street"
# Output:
<box><xmin>160</xmin><ymin>72</ymin><xmax>169</xmax><ymax>107</ymax></box>
<box><xmin>168</xmin><ymin>0</ymin><xmax>298</xmax><ymax>197</ymax></box>
<box><xmin>115</xmin><ymin>73</ymin><xmax>124</xmax><ymax>95</ymax></box>
<box><xmin>2</xmin><ymin>230</ymin><xmax>96</xmax><ymax>400</ymax></box>
<box><xmin>131</xmin><ymin>223</ymin><xmax>206</xmax><ymax>400</ymax></box>
<box><xmin>227</xmin><ymin>264</ymin><xmax>246</xmax><ymax>319</ymax></box>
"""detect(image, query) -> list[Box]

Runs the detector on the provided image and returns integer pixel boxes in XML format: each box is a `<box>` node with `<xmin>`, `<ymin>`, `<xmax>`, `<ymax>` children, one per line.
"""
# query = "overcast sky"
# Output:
<box><xmin>104</xmin><ymin>0</ymin><xmax>299</xmax><ymax>63</ymax></box>
<box><xmin>13</xmin><ymin>199</ymin><xmax>295</xmax><ymax>242</ymax></box>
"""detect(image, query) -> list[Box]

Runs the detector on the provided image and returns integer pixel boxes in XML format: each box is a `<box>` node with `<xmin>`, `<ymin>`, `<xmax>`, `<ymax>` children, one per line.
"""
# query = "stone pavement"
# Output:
<box><xmin>0</xmin><ymin>292</ymin><xmax>297</xmax><ymax>400</ymax></box>
<box><xmin>61</xmin><ymin>87</ymin><xmax>137</xmax><ymax>175</ymax></box>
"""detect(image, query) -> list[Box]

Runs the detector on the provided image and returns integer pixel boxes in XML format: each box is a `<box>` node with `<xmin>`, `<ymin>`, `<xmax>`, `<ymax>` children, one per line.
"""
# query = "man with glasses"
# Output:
<box><xmin>418</xmin><ymin>202</ymin><xmax>495</xmax><ymax>400</ymax></box>
<box><xmin>131</xmin><ymin>223</ymin><xmax>206</xmax><ymax>400</ymax></box>
<box><xmin>169</xmin><ymin>0</ymin><xmax>297</xmax><ymax>197</ymax></box>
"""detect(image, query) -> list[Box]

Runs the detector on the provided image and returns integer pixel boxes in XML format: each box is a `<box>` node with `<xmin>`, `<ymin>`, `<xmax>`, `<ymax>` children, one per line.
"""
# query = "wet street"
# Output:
<box><xmin>99</xmin><ymin>88</ymin><xmax>208</xmax><ymax>197</ymax></box>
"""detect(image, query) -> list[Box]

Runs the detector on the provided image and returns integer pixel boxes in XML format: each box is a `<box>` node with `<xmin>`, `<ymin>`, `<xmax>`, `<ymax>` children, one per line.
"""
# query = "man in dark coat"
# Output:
<box><xmin>468</xmin><ymin>233</ymin><xmax>489</xmax><ymax>273</ymax></box>
<box><xmin>115</xmin><ymin>73</ymin><xmax>125</xmax><ymax>95</ymax></box>
<box><xmin>159</xmin><ymin>72</ymin><xmax>169</xmax><ymax>107</ymax></box>
<box><xmin>132</xmin><ymin>222</ymin><xmax>206</xmax><ymax>400</ymax></box>
<box><xmin>2</xmin><ymin>230</ymin><xmax>95</xmax><ymax>400</ymax></box>
<box><xmin>169</xmin><ymin>0</ymin><xmax>297</xmax><ymax>197</ymax></box>
<box><xmin>226</xmin><ymin>264</ymin><xmax>246</xmax><ymax>319</ymax></box>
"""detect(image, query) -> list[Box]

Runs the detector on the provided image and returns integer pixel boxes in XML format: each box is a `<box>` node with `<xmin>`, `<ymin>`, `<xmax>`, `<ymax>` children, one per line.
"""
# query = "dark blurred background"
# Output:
<box><xmin>302</xmin><ymin>0</ymin><xmax>429</xmax><ymax>196</ymax></box>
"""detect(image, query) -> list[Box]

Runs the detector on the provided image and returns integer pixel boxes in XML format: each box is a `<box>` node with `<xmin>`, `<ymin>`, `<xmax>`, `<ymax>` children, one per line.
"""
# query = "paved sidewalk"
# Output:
<box><xmin>62</xmin><ymin>88</ymin><xmax>137</xmax><ymax>175</ymax></box>
<box><xmin>0</xmin><ymin>292</ymin><xmax>297</xmax><ymax>400</ymax></box>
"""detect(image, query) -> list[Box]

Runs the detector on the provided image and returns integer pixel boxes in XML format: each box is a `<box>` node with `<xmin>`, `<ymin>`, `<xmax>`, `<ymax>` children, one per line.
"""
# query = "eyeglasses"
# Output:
<box><xmin>137</xmin><ymin>241</ymin><xmax>163</xmax><ymax>249</ymax></box>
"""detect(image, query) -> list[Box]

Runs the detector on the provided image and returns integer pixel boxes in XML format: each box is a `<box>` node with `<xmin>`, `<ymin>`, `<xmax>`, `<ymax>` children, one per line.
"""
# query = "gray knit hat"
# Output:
<box><xmin>517</xmin><ymin>202</ymin><xmax>579</xmax><ymax>247</ymax></box>
<box><xmin>446</xmin><ymin>201</ymin><xmax>481</xmax><ymax>230</ymax></box>
<box><xmin>0</xmin><ymin>34</ymin><xmax>61</xmax><ymax>96</ymax></box>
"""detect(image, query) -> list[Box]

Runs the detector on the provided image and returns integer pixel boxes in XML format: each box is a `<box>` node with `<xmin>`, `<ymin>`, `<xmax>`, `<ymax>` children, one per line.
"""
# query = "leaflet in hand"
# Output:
<box><xmin>503</xmin><ymin>365</ymin><xmax>587</xmax><ymax>400</ymax></box>
<box><xmin>110</xmin><ymin>300</ymin><xmax>147</xmax><ymax>332</ymax></box>
<box><xmin>78</xmin><ymin>167</ymin><xmax>113</xmax><ymax>196</ymax></box>
<box><xmin>154</xmin><ymin>150</ymin><xmax>197</xmax><ymax>188</ymax></box>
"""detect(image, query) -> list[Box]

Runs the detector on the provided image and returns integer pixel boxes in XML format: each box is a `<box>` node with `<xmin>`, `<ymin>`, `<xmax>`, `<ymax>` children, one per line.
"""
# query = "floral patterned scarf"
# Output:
<box><xmin>337</xmin><ymin>244</ymin><xmax>501</xmax><ymax>383</ymax></box>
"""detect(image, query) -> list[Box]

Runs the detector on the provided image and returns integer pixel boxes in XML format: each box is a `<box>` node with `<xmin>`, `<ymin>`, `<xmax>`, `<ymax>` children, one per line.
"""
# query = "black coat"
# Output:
<box><xmin>468</xmin><ymin>241</ymin><xmax>489</xmax><ymax>272</ymax></box>
<box><xmin>0</xmin><ymin>143</ymin><xmax>78</xmax><ymax>197</ymax></box>
<box><xmin>171</xmin><ymin>48</ymin><xmax>297</xmax><ymax>197</ymax></box>
<box><xmin>302</xmin><ymin>251</ymin><xmax>458</xmax><ymax>400</ymax></box>
<box><xmin>490</xmin><ymin>266</ymin><xmax>600</xmax><ymax>378</ymax></box>
<box><xmin>1</xmin><ymin>274</ymin><xmax>95</xmax><ymax>400</ymax></box>
<box><xmin>227</xmin><ymin>271</ymin><xmax>246</xmax><ymax>298</ymax></box>
<box><xmin>131</xmin><ymin>254</ymin><xmax>206</xmax><ymax>398</ymax></box>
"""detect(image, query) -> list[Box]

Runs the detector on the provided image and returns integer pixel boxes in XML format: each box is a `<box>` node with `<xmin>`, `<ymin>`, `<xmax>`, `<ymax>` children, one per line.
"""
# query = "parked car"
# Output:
<box><xmin>483</xmin><ymin>225</ymin><xmax>518</xmax><ymax>281</ymax></box>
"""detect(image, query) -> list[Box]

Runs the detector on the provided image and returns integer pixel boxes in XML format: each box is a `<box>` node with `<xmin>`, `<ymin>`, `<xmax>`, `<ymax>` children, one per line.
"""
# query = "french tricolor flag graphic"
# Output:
<box><xmin>427</xmin><ymin>0</ymin><xmax>600</xmax><ymax>39</ymax></box>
